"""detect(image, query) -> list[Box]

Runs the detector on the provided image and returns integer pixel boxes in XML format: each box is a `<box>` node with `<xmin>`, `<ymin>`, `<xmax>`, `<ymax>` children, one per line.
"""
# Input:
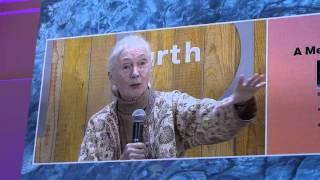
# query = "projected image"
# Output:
<box><xmin>34</xmin><ymin>21</ymin><xmax>266</xmax><ymax>163</ymax></box>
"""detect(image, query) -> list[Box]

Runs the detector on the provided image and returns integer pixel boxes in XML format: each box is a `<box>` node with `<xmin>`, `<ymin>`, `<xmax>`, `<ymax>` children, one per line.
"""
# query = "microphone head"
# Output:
<box><xmin>132</xmin><ymin>109</ymin><xmax>146</xmax><ymax>122</ymax></box>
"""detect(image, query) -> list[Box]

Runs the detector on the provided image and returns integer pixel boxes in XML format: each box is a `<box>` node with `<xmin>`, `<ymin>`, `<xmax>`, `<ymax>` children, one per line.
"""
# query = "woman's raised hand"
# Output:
<box><xmin>232</xmin><ymin>73</ymin><xmax>266</xmax><ymax>104</ymax></box>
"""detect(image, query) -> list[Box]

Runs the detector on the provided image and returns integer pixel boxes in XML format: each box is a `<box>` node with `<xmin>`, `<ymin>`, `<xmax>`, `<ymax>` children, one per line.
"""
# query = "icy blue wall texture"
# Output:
<box><xmin>22</xmin><ymin>0</ymin><xmax>320</xmax><ymax>179</ymax></box>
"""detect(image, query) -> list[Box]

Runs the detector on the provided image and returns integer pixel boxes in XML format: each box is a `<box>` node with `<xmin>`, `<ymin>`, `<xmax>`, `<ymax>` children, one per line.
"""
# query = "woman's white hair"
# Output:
<box><xmin>108</xmin><ymin>34</ymin><xmax>152</xmax><ymax>73</ymax></box>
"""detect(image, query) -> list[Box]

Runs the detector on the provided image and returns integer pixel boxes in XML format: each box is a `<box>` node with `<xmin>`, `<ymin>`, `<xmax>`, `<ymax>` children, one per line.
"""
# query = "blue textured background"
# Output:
<box><xmin>22</xmin><ymin>0</ymin><xmax>320</xmax><ymax>179</ymax></box>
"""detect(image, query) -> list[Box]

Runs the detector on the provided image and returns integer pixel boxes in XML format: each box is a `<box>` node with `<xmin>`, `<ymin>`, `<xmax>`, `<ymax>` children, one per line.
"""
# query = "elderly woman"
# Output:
<box><xmin>79</xmin><ymin>35</ymin><xmax>265</xmax><ymax>161</ymax></box>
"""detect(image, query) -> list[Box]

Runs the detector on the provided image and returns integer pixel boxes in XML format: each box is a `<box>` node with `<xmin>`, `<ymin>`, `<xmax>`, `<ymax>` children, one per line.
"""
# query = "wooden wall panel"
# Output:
<box><xmin>53</xmin><ymin>38</ymin><xmax>92</xmax><ymax>162</ymax></box>
<box><xmin>35</xmin><ymin>40</ymin><xmax>64</xmax><ymax>162</ymax></box>
<box><xmin>201</xmin><ymin>24</ymin><xmax>241</xmax><ymax>157</ymax></box>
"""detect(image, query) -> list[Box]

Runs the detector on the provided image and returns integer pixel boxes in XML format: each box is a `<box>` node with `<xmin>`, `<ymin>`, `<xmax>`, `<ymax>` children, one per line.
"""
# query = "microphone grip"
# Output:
<box><xmin>132</xmin><ymin>122</ymin><xmax>144</xmax><ymax>143</ymax></box>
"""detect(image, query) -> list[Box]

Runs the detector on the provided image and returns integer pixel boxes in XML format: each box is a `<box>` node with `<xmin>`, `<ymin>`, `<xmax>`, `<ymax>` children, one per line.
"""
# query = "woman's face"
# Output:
<box><xmin>109</xmin><ymin>47</ymin><xmax>152</xmax><ymax>100</ymax></box>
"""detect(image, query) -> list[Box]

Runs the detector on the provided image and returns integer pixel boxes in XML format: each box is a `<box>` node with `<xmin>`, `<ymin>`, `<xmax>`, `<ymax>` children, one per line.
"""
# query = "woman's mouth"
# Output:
<box><xmin>130</xmin><ymin>83</ymin><xmax>141</xmax><ymax>88</ymax></box>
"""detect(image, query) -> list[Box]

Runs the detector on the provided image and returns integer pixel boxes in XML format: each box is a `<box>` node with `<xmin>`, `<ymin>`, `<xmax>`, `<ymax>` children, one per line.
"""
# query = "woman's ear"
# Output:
<box><xmin>108</xmin><ymin>71</ymin><xmax>112</xmax><ymax>81</ymax></box>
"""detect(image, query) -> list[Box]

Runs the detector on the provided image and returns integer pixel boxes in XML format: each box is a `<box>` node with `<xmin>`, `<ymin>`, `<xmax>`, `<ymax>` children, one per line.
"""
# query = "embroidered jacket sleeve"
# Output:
<box><xmin>170</xmin><ymin>91</ymin><xmax>256</xmax><ymax>151</ymax></box>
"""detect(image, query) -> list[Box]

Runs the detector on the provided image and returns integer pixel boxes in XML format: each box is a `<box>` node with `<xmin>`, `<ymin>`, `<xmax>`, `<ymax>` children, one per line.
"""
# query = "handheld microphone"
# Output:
<box><xmin>132</xmin><ymin>109</ymin><xmax>146</xmax><ymax>143</ymax></box>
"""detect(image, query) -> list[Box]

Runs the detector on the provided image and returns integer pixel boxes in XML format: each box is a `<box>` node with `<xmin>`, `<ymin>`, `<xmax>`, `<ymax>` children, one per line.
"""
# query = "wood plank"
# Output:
<box><xmin>253</xmin><ymin>20</ymin><xmax>266</xmax><ymax>154</ymax></box>
<box><xmin>234</xmin><ymin>21</ymin><xmax>266</xmax><ymax>155</ymax></box>
<box><xmin>203</xmin><ymin>24</ymin><xmax>240</xmax><ymax>98</ymax></box>
<box><xmin>172</xmin><ymin>27</ymin><xmax>205</xmax><ymax>157</ymax></box>
<box><xmin>35</xmin><ymin>40</ymin><xmax>65</xmax><ymax>162</ymax></box>
<box><xmin>202</xmin><ymin>24</ymin><xmax>241</xmax><ymax>157</ymax></box>
<box><xmin>142</xmin><ymin>29</ymin><xmax>175</xmax><ymax>91</ymax></box>
<box><xmin>54</xmin><ymin>38</ymin><xmax>92</xmax><ymax>162</ymax></box>
<box><xmin>85</xmin><ymin>36</ymin><xmax>115</xmax><ymax>130</ymax></box>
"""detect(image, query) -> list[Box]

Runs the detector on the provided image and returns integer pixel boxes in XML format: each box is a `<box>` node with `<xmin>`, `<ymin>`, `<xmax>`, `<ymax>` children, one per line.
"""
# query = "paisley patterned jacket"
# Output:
<box><xmin>78</xmin><ymin>90</ymin><xmax>255</xmax><ymax>161</ymax></box>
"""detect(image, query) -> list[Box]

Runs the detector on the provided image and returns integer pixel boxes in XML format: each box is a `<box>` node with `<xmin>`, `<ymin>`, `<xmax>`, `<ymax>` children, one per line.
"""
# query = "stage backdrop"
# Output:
<box><xmin>35</xmin><ymin>21</ymin><xmax>266</xmax><ymax>163</ymax></box>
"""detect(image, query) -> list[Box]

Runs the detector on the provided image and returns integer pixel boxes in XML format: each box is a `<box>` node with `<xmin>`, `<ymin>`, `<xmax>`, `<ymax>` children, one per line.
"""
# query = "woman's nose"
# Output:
<box><xmin>131</xmin><ymin>65</ymin><xmax>140</xmax><ymax>78</ymax></box>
